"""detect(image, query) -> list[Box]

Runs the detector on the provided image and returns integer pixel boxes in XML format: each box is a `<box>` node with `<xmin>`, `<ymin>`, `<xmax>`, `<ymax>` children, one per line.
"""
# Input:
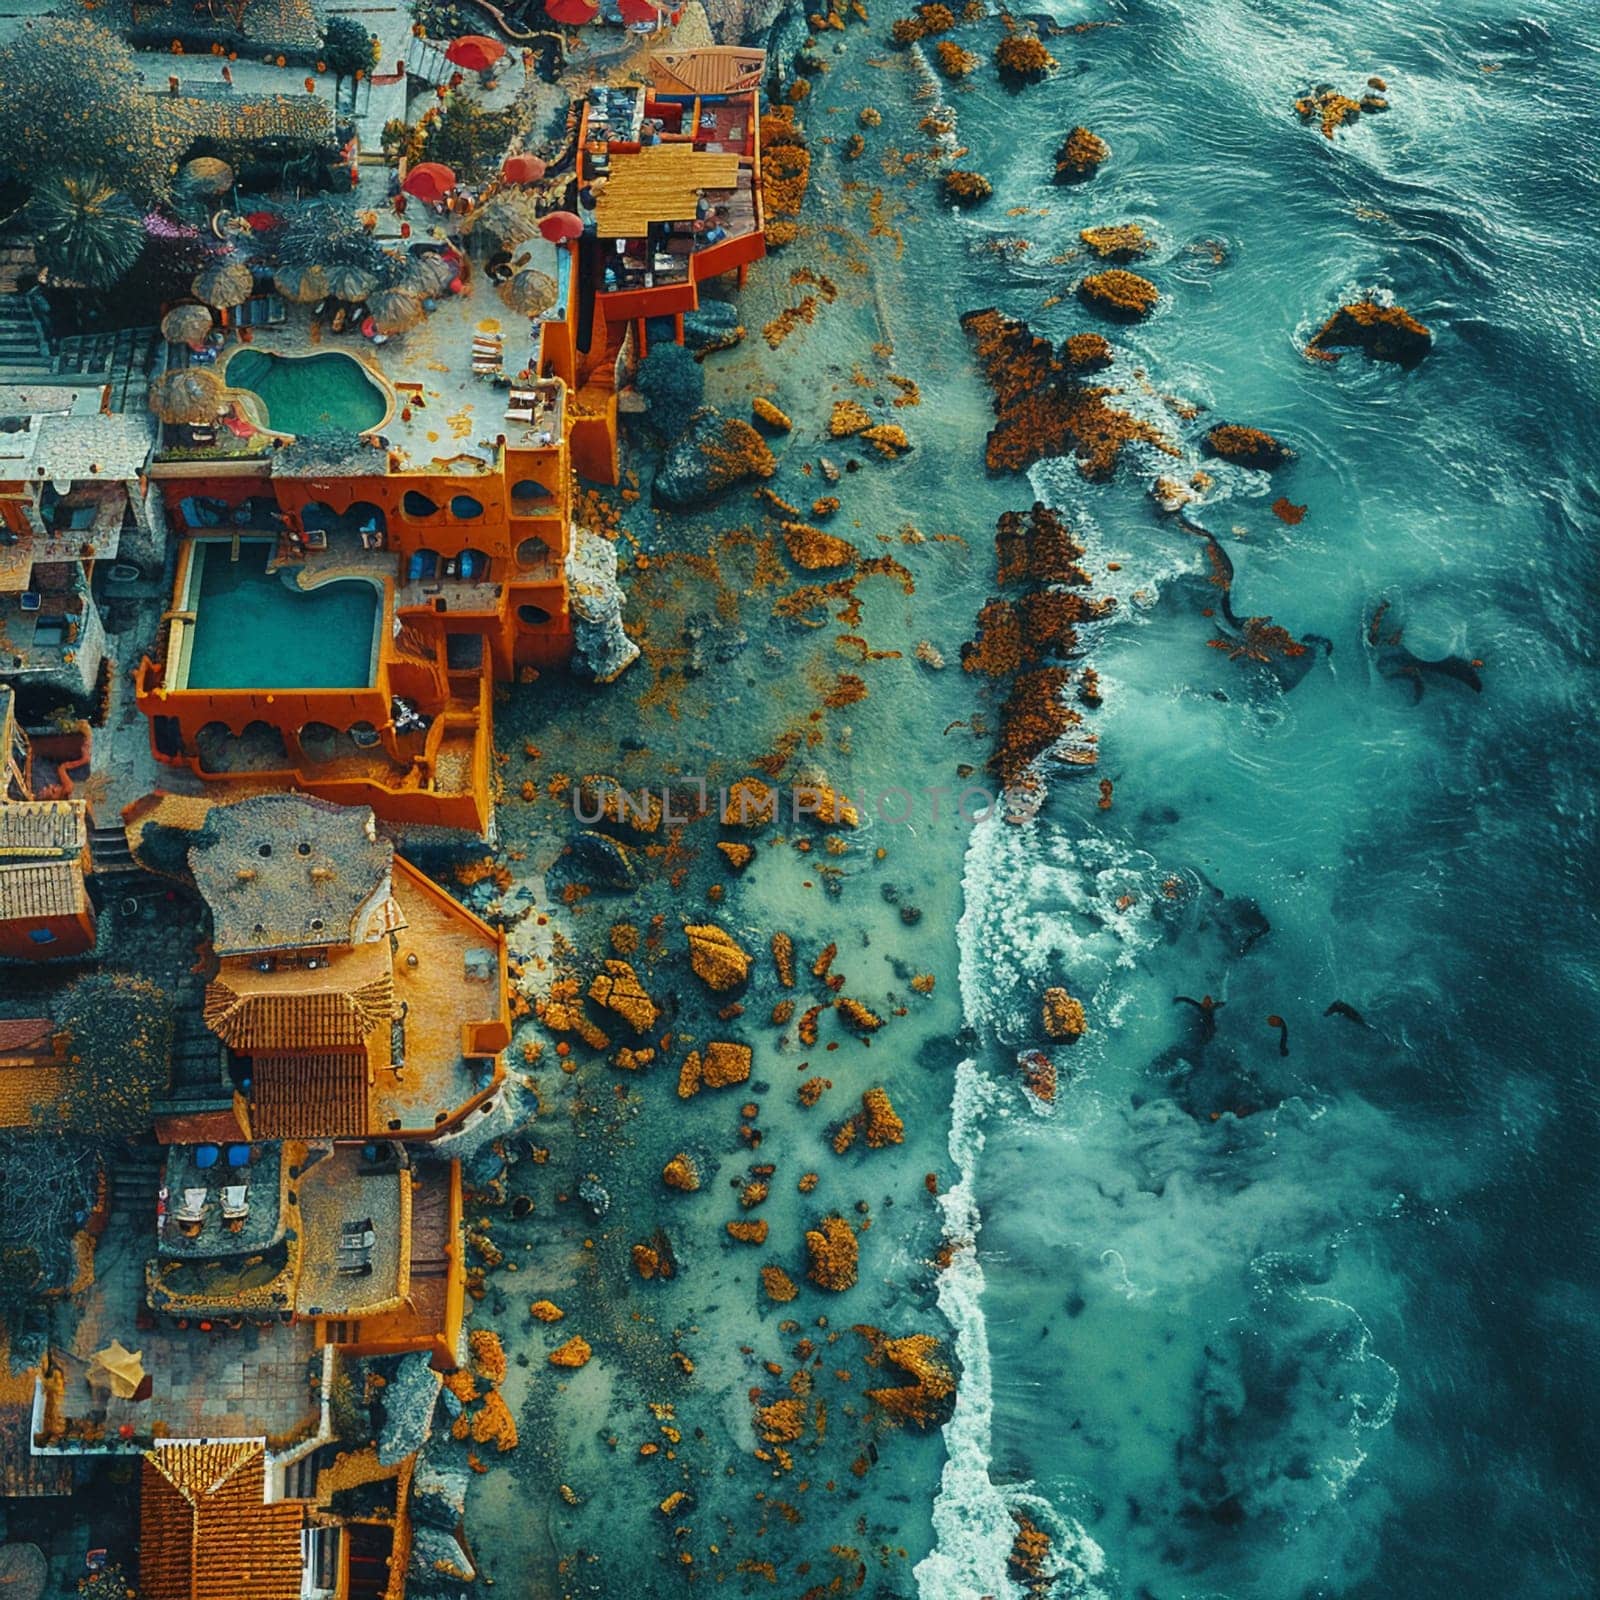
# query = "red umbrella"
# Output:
<box><xmin>545</xmin><ymin>0</ymin><xmax>598</xmax><ymax>22</ymax></box>
<box><xmin>538</xmin><ymin>211</ymin><xmax>584</xmax><ymax>242</ymax></box>
<box><xmin>402</xmin><ymin>162</ymin><xmax>457</xmax><ymax>203</ymax></box>
<box><xmin>618</xmin><ymin>0</ymin><xmax>666</xmax><ymax>21</ymax></box>
<box><xmin>446</xmin><ymin>34</ymin><xmax>506</xmax><ymax>71</ymax></box>
<box><xmin>502</xmin><ymin>153</ymin><xmax>547</xmax><ymax>185</ymax></box>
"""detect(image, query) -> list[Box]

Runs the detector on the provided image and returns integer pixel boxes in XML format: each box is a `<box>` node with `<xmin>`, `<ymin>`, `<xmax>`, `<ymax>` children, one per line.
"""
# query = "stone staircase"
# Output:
<box><xmin>88</xmin><ymin>822</ymin><xmax>138</xmax><ymax>877</ymax></box>
<box><xmin>0</xmin><ymin>286</ymin><xmax>52</xmax><ymax>380</ymax></box>
<box><xmin>404</xmin><ymin>33</ymin><xmax>452</xmax><ymax>88</ymax></box>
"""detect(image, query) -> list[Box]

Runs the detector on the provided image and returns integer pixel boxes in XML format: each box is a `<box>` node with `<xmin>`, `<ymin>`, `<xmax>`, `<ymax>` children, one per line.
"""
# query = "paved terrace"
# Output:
<box><xmin>40</xmin><ymin>1193</ymin><xmax>323</xmax><ymax>1451</ymax></box>
<box><xmin>157</xmin><ymin>231</ymin><xmax>568</xmax><ymax>475</ymax></box>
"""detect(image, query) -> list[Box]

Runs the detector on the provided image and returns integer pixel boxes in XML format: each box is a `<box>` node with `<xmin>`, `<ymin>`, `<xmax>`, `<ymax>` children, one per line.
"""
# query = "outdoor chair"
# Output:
<box><xmin>221</xmin><ymin>1185</ymin><xmax>249</xmax><ymax>1226</ymax></box>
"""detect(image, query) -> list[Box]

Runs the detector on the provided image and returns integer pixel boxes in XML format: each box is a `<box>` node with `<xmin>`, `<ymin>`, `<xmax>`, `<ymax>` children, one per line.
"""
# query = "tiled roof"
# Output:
<box><xmin>649</xmin><ymin>46</ymin><xmax>766</xmax><ymax>96</ymax></box>
<box><xmin>0</xmin><ymin>799</ymin><xmax>86</xmax><ymax>857</ymax></box>
<box><xmin>204</xmin><ymin>978</ymin><xmax>393</xmax><ymax>1052</ymax></box>
<box><xmin>0</xmin><ymin>1060</ymin><xmax>65</xmax><ymax>1127</ymax></box>
<box><xmin>189</xmin><ymin>794</ymin><xmax>392</xmax><ymax>956</ymax></box>
<box><xmin>0</xmin><ymin>860</ymin><xmax>87</xmax><ymax>920</ymax></box>
<box><xmin>139</xmin><ymin>1441</ymin><xmax>304</xmax><ymax>1600</ymax></box>
<box><xmin>250</xmin><ymin>1051</ymin><xmax>369</xmax><ymax>1138</ymax></box>
<box><xmin>0</xmin><ymin>1017</ymin><xmax>54</xmax><ymax>1054</ymax></box>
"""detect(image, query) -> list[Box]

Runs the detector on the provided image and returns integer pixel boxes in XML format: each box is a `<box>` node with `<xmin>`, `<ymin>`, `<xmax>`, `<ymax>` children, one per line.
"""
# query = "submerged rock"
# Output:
<box><xmin>566</xmin><ymin>528</ymin><xmax>640</xmax><ymax>683</ymax></box>
<box><xmin>1080</xmin><ymin>222</ymin><xmax>1150</xmax><ymax>260</ymax></box>
<box><xmin>1306</xmin><ymin>300</ymin><xmax>1432</xmax><ymax>366</ymax></box>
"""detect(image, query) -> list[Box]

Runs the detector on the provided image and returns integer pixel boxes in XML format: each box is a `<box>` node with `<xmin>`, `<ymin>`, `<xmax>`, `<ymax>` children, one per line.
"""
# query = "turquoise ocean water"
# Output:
<box><xmin>469</xmin><ymin>4</ymin><xmax>1599</xmax><ymax>1594</ymax></box>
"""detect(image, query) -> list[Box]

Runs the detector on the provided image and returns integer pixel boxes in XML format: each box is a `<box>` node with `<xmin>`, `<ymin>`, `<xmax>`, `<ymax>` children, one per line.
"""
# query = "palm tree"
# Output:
<box><xmin>27</xmin><ymin>170</ymin><xmax>145</xmax><ymax>291</ymax></box>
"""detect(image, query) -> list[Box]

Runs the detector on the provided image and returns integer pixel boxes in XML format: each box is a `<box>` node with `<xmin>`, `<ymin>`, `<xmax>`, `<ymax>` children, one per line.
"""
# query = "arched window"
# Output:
<box><xmin>515</xmin><ymin>536</ymin><xmax>553</xmax><ymax>568</ymax></box>
<box><xmin>406</xmin><ymin>548</ymin><xmax>441</xmax><ymax>582</ymax></box>
<box><xmin>450</xmin><ymin>493</ymin><xmax>485</xmax><ymax>521</ymax></box>
<box><xmin>456</xmin><ymin>547</ymin><xmax>490</xmax><ymax>581</ymax></box>
<box><xmin>403</xmin><ymin>489</ymin><xmax>439</xmax><ymax>519</ymax></box>
<box><xmin>510</xmin><ymin>478</ymin><xmax>552</xmax><ymax>505</ymax></box>
<box><xmin>518</xmin><ymin>603</ymin><xmax>552</xmax><ymax>627</ymax></box>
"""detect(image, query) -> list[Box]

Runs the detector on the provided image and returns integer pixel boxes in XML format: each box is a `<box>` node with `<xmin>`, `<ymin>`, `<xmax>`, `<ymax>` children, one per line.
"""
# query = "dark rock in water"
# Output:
<box><xmin>412</xmin><ymin>1463</ymin><xmax>469</xmax><ymax>1530</ymax></box>
<box><xmin>1212</xmin><ymin>896</ymin><xmax>1271</xmax><ymax>956</ymax></box>
<box><xmin>1306</xmin><ymin>300</ymin><xmax>1433</xmax><ymax>366</ymax></box>
<box><xmin>565</xmin><ymin>830</ymin><xmax>637</xmax><ymax>891</ymax></box>
<box><xmin>578</xmin><ymin>1174</ymin><xmax>610</xmax><ymax>1218</ymax></box>
<box><xmin>510</xmin><ymin>1194</ymin><xmax>534</xmax><ymax>1219</ymax></box>
<box><xmin>410</xmin><ymin>1526</ymin><xmax>474</xmax><ymax>1588</ymax></box>
<box><xmin>683</xmin><ymin>298</ymin><xmax>745</xmax><ymax>356</ymax></box>
<box><xmin>654</xmin><ymin>405</ymin><xmax>776</xmax><ymax>508</ymax></box>
<box><xmin>1201</xmin><ymin>424</ymin><xmax>1294</xmax><ymax>470</ymax></box>
<box><xmin>899</xmin><ymin>905</ymin><xmax>922</xmax><ymax>925</ymax></box>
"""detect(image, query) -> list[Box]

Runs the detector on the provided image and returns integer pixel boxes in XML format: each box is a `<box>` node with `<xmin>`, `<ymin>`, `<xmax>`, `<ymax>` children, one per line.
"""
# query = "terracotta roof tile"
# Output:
<box><xmin>0</xmin><ymin>799</ymin><xmax>85</xmax><ymax>857</ymax></box>
<box><xmin>250</xmin><ymin>1051</ymin><xmax>369</xmax><ymax>1138</ymax></box>
<box><xmin>0</xmin><ymin>860</ymin><xmax>87</xmax><ymax>920</ymax></box>
<box><xmin>203</xmin><ymin>977</ymin><xmax>393</xmax><ymax>1052</ymax></box>
<box><xmin>0</xmin><ymin>1017</ymin><xmax>54</xmax><ymax>1054</ymax></box>
<box><xmin>0</xmin><ymin>1060</ymin><xmax>65</xmax><ymax>1127</ymax></box>
<box><xmin>140</xmin><ymin>1441</ymin><xmax>304</xmax><ymax>1600</ymax></box>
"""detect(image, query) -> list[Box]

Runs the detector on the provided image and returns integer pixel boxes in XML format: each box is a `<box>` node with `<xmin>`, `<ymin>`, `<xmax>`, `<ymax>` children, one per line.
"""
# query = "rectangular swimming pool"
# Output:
<box><xmin>178</xmin><ymin>540</ymin><xmax>381</xmax><ymax>691</ymax></box>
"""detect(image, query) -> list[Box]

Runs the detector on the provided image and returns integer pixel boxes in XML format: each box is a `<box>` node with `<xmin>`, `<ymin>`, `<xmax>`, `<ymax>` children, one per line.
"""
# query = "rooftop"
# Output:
<box><xmin>152</xmin><ymin>233</ymin><xmax>569</xmax><ymax>474</ymax></box>
<box><xmin>139</xmin><ymin>1441</ymin><xmax>304</xmax><ymax>1600</ymax></box>
<box><xmin>188</xmin><ymin>793</ymin><xmax>392</xmax><ymax>955</ymax></box>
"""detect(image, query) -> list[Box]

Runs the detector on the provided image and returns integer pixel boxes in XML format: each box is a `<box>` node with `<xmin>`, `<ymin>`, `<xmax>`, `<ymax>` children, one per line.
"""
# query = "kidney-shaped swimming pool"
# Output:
<box><xmin>226</xmin><ymin>348</ymin><xmax>389</xmax><ymax>437</ymax></box>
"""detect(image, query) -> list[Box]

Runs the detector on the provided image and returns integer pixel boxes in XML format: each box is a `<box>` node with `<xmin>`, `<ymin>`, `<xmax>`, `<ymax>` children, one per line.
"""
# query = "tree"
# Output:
<box><xmin>323</xmin><ymin>15</ymin><xmax>376</xmax><ymax>97</ymax></box>
<box><xmin>0</xmin><ymin>1131</ymin><xmax>100</xmax><ymax>1316</ymax></box>
<box><xmin>54</xmin><ymin>972</ymin><xmax>174</xmax><ymax>1138</ymax></box>
<box><xmin>634</xmin><ymin>343</ymin><xmax>705</xmax><ymax>441</ymax></box>
<box><xmin>28</xmin><ymin>170</ymin><xmax>146</xmax><ymax>291</ymax></box>
<box><xmin>0</xmin><ymin>20</ymin><xmax>171</xmax><ymax>202</ymax></box>
<box><xmin>423</xmin><ymin>95</ymin><xmax>516</xmax><ymax>182</ymax></box>
<box><xmin>275</xmin><ymin>198</ymin><xmax>388</xmax><ymax>277</ymax></box>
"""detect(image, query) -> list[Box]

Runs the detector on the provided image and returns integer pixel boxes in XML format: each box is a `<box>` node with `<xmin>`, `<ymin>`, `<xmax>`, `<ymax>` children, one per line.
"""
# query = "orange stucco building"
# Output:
<box><xmin>541</xmin><ymin>47</ymin><xmax>769</xmax><ymax>485</ymax></box>
<box><xmin>134</xmin><ymin>380</ymin><xmax>571</xmax><ymax>838</ymax></box>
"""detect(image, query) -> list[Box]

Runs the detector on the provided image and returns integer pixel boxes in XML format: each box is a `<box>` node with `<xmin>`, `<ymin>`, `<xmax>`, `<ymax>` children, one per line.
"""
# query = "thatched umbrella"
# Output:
<box><xmin>466</xmin><ymin>192</ymin><xmax>540</xmax><ymax>250</ymax></box>
<box><xmin>180</xmin><ymin>156</ymin><xmax>235</xmax><ymax>196</ymax></box>
<box><xmin>0</xmin><ymin>1544</ymin><xmax>46</xmax><ymax>1600</ymax></box>
<box><xmin>160</xmin><ymin>304</ymin><xmax>213</xmax><ymax>347</ymax></box>
<box><xmin>402</xmin><ymin>252</ymin><xmax>456</xmax><ymax>298</ymax></box>
<box><xmin>324</xmin><ymin>262</ymin><xmax>378</xmax><ymax>302</ymax></box>
<box><xmin>368</xmin><ymin>287</ymin><xmax>424</xmax><ymax>334</ymax></box>
<box><xmin>500</xmin><ymin>267</ymin><xmax>557</xmax><ymax>316</ymax></box>
<box><xmin>274</xmin><ymin>262</ymin><xmax>329</xmax><ymax>304</ymax></box>
<box><xmin>191</xmin><ymin>259</ymin><xmax>253</xmax><ymax>309</ymax></box>
<box><xmin>149</xmin><ymin>367</ymin><xmax>224</xmax><ymax>425</ymax></box>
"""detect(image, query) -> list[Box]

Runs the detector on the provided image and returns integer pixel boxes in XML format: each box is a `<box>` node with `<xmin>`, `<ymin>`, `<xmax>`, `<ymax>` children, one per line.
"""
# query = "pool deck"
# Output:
<box><xmin>176</xmin><ymin>232</ymin><xmax>569</xmax><ymax>479</ymax></box>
